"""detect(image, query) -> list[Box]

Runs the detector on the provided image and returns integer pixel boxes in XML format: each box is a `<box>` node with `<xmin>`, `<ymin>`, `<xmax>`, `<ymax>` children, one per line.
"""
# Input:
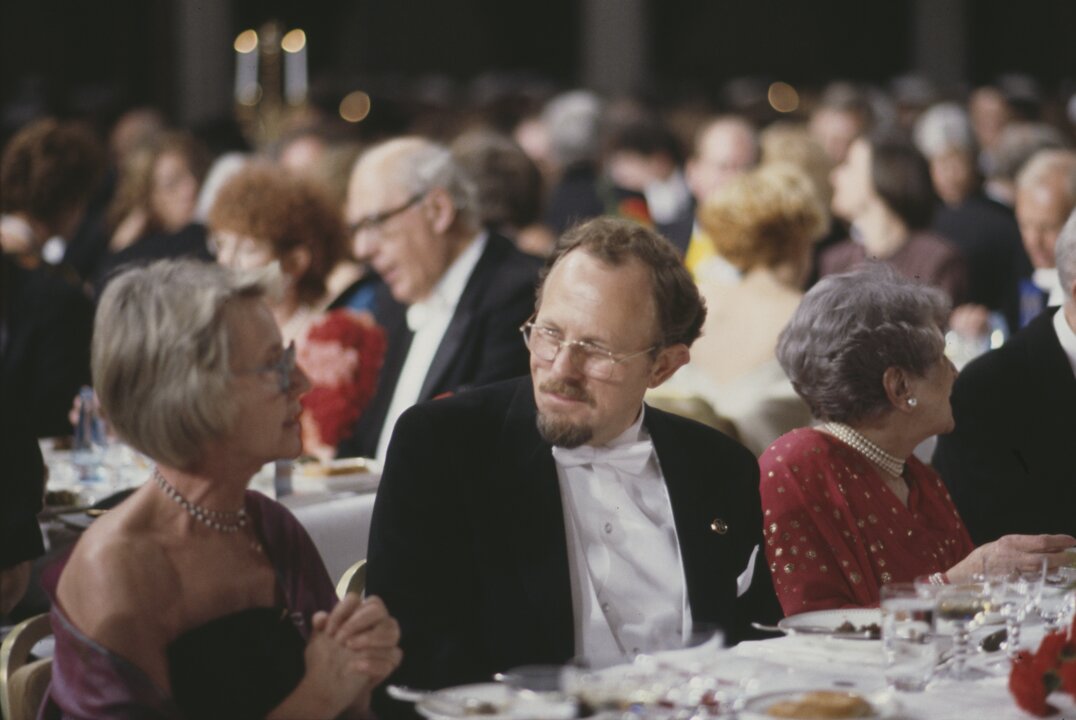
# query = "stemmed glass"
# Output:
<box><xmin>990</xmin><ymin>560</ymin><xmax>1047</xmax><ymax>663</ymax></box>
<box><xmin>935</xmin><ymin>581</ymin><xmax>990</xmax><ymax>680</ymax></box>
<box><xmin>1039</xmin><ymin>573</ymin><xmax>1076</xmax><ymax>635</ymax></box>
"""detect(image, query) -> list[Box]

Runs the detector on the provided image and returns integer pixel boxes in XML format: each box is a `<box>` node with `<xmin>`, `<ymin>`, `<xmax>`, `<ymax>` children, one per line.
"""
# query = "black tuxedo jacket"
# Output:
<box><xmin>366</xmin><ymin>376</ymin><xmax>779</xmax><ymax>701</ymax></box>
<box><xmin>933</xmin><ymin>308</ymin><xmax>1076</xmax><ymax>544</ymax></box>
<box><xmin>1</xmin><ymin>253</ymin><xmax>93</xmax><ymax>439</ymax></box>
<box><xmin>337</xmin><ymin>233</ymin><xmax>540</xmax><ymax>458</ymax></box>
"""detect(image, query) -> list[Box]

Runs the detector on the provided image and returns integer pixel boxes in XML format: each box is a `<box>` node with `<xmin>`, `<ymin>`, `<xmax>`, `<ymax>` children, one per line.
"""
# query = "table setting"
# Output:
<box><xmin>397</xmin><ymin>571</ymin><xmax>1076</xmax><ymax>720</ymax></box>
<box><xmin>37</xmin><ymin>429</ymin><xmax>382</xmax><ymax>583</ymax></box>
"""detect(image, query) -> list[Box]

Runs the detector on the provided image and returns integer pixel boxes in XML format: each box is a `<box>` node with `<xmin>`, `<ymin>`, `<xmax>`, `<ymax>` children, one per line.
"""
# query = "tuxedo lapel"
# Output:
<box><xmin>645</xmin><ymin>408</ymin><xmax>738</xmax><ymax>625</ymax></box>
<box><xmin>418</xmin><ymin>237</ymin><xmax>506</xmax><ymax>400</ymax></box>
<box><xmin>487</xmin><ymin>379</ymin><xmax>574</xmax><ymax>659</ymax></box>
<box><xmin>350</xmin><ymin>295</ymin><xmax>411</xmax><ymax>455</ymax></box>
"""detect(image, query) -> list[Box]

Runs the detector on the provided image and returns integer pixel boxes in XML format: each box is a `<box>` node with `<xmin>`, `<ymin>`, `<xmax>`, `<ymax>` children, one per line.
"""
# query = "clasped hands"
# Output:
<box><xmin>278</xmin><ymin>594</ymin><xmax>401</xmax><ymax>720</ymax></box>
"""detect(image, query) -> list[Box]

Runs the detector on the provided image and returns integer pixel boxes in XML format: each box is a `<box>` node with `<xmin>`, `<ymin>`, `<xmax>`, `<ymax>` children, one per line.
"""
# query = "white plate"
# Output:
<box><xmin>741</xmin><ymin>688</ymin><xmax>901</xmax><ymax>719</ymax></box>
<box><xmin>416</xmin><ymin>682</ymin><xmax>575</xmax><ymax>720</ymax></box>
<box><xmin>777</xmin><ymin>608</ymin><xmax>882</xmax><ymax>638</ymax></box>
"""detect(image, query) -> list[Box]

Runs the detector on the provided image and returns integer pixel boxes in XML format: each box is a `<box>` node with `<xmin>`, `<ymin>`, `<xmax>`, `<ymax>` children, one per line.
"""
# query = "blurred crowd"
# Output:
<box><xmin>4</xmin><ymin>71</ymin><xmax>1076</xmax><ymax>618</ymax></box>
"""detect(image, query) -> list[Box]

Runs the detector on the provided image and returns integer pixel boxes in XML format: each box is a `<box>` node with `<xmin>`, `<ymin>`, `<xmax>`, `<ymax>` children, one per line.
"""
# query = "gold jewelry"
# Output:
<box><xmin>154</xmin><ymin>467</ymin><xmax>248</xmax><ymax>533</ymax></box>
<box><xmin>822</xmin><ymin>422</ymin><xmax>905</xmax><ymax>478</ymax></box>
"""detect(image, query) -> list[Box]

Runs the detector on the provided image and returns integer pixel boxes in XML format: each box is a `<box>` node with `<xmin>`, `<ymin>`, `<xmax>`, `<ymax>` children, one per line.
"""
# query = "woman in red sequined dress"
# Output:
<box><xmin>761</xmin><ymin>266</ymin><xmax>1073</xmax><ymax>616</ymax></box>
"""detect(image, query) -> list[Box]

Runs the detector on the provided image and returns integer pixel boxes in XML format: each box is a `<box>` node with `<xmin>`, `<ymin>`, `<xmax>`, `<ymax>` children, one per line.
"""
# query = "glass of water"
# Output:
<box><xmin>881</xmin><ymin>582</ymin><xmax>938</xmax><ymax>691</ymax></box>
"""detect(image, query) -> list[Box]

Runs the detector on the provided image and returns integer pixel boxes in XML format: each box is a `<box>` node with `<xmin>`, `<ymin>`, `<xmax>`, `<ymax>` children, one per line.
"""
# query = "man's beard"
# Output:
<box><xmin>535</xmin><ymin>378</ymin><xmax>595</xmax><ymax>448</ymax></box>
<box><xmin>536</xmin><ymin>411</ymin><xmax>593</xmax><ymax>448</ymax></box>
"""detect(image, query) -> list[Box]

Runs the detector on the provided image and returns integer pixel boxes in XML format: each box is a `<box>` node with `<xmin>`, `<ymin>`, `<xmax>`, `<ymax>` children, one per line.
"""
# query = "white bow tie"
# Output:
<box><xmin>552</xmin><ymin>440</ymin><xmax>654</xmax><ymax>476</ymax></box>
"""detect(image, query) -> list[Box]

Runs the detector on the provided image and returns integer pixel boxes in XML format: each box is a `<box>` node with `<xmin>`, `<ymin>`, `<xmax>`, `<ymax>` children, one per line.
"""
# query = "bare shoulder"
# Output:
<box><xmin>57</xmin><ymin>509</ymin><xmax>178</xmax><ymax>653</ymax></box>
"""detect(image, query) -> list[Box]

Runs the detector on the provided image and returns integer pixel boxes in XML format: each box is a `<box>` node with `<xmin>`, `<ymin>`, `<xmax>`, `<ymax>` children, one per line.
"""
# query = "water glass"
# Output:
<box><xmin>991</xmin><ymin>560</ymin><xmax>1046</xmax><ymax>661</ymax></box>
<box><xmin>881</xmin><ymin>582</ymin><xmax>937</xmax><ymax>691</ymax></box>
<box><xmin>936</xmin><ymin>582</ymin><xmax>990</xmax><ymax>680</ymax></box>
<box><xmin>72</xmin><ymin>386</ymin><xmax>108</xmax><ymax>483</ymax></box>
<box><xmin>1039</xmin><ymin>583</ymin><xmax>1076</xmax><ymax>635</ymax></box>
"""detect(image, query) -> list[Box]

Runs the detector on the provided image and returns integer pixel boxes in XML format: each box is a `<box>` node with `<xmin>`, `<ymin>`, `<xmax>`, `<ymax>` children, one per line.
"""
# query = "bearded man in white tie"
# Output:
<box><xmin>366</xmin><ymin>217</ymin><xmax>780</xmax><ymax>708</ymax></box>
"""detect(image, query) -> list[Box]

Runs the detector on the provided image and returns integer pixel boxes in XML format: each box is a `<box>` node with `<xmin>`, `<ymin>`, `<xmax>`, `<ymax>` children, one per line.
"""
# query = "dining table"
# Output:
<box><xmin>409</xmin><ymin>617</ymin><xmax>1069</xmax><ymax>720</ymax></box>
<box><xmin>38</xmin><ymin>440</ymin><xmax>380</xmax><ymax>588</ymax></box>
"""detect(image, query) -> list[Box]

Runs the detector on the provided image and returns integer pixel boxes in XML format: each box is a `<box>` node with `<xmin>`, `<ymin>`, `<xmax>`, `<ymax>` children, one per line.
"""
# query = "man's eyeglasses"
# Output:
<box><xmin>239</xmin><ymin>341</ymin><xmax>297</xmax><ymax>393</ymax></box>
<box><xmin>348</xmin><ymin>192</ymin><xmax>425</xmax><ymax>237</ymax></box>
<box><xmin>520</xmin><ymin>322</ymin><xmax>657</xmax><ymax>380</ymax></box>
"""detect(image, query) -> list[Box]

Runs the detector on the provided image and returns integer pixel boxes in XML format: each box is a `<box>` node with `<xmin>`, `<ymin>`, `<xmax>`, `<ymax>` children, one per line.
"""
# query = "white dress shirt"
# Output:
<box><xmin>553</xmin><ymin>407</ymin><xmax>691</xmax><ymax>665</ymax></box>
<box><xmin>1052</xmin><ymin>305</ymin><xmax>1076</xmax><ymax>380</ymax></box>
<box><xmin>375</xmin><ymin>232</ymin><xmax>488</xmax><ymax>461</ymax></box>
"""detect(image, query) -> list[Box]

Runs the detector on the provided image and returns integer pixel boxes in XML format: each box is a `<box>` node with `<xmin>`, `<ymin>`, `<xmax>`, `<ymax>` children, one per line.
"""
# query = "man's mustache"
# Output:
<box><xmin>539</xmin><ymin>379</ymin><xmax>595</xmax><ymax>407</ymax></box>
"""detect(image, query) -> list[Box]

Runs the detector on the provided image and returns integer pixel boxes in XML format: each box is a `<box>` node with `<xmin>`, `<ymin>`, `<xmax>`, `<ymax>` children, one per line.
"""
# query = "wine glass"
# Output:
<box><xmin>991</xmin><ymin>560</ymin><xmax>1047</xmax><ymax>662</ymax></box>
<box><xmin>1038</xmin><ymin>577</ymin><xmax>1075</xmax><ymax>635</ymax></box>
<box><xmin>935</xmin><ymin>582</ymin><xmax>990</xmax><ymax>680</ymax></box>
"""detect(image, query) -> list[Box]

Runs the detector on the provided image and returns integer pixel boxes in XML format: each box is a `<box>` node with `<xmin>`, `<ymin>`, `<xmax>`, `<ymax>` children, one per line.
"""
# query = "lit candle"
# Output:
<box><xmin>234</xmin><ymin>30</ymin><xmax>259</xmax><ymax>104</ymax></box>
<box><xmin>282</xmin><ymin>29</ymin><xmax>308</xmax><ymax>105</ymax></box>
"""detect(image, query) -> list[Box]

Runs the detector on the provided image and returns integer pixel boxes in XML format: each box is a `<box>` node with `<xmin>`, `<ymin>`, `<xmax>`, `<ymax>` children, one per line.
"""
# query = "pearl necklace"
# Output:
<box><xmin>154</xmin><ymin>468</ymin><xmax>248</xmax><ymax>533</ymax></box>
<box><xmin>822</xmin><ymin>422</ymin><xmax>906</xmax><ymax>478</ymax></box>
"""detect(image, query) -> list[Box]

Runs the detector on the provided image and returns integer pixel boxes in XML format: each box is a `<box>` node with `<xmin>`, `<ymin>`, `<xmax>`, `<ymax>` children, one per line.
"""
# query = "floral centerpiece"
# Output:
<box><xmin>1010</xmin><ymin>620</ymin><xmax>1076</xmax><ymax>716</ymax></box>
<box><xmin>297</xmin><ymin>309</ymin><xmax>385</xmax><ymax>460</ymax></box>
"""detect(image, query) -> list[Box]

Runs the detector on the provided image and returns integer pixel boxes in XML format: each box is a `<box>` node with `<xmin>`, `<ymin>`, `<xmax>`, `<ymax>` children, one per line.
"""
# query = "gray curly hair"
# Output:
<box><xmin>777</xmin><ymin>265</ymin><xmax>950</xmax><ymax>423</ymax></box>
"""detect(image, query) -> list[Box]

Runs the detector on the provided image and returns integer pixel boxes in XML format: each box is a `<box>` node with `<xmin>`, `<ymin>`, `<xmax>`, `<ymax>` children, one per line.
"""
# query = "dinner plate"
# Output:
<box><xmin>777</xmin><ymin>608</ymin><xmax>882</xmax><ymax>638</ymax></box>
<box><xmin>740</xmin><ymin>688</ymin><xmax>901</xmax><ymax>719</ymax></box>
<box><xmin>416</xmin><ymin>682</ymin><xmax>575</xmax><ymax>720</ymax></box>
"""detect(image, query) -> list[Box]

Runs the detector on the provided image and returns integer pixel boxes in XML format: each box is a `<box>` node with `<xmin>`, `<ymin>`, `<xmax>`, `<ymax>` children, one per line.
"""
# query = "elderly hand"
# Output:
<box><xmin>321</xmin><ymin>593</ymin><xmax>402</xmax><ymax>686</ymax></box>
<box><xmin>948</xmin><ymin>533</ymin><xmax>1076</xmax><ymax>582</ymax></box>
<box><xmin>268</xmin><ymin>596</ymin><xmax>402</xmax><ymax>720</ymax></box>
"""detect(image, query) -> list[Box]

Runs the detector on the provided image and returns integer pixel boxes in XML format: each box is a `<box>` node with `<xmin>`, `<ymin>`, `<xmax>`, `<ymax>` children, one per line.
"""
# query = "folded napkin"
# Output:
<box><xmin>734</xmin><ymin>635</ymin><xmax>885</xmax><ymax>674</ymax></box>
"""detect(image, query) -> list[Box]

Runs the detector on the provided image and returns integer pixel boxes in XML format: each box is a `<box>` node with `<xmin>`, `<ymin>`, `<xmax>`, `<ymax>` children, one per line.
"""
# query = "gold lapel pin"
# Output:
<box><xmin>710</xmin><ymin>518</ymin><xmax>729</xmax><ymax>535</ymax></box>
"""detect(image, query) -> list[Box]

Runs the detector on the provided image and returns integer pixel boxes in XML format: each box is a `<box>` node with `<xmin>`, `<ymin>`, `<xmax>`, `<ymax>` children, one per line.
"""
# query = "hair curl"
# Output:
<box><xmin>776</xmin><ymin>265</ymin><xmax>950</xmax><ymax>424</ymax></box>
<box><xmin>699</xmin><ymin>162</ymin><xmax>827</xmax><ymax>272</ymax></box>
<box><xmin>207</xmin><ymin>164</ymin><xmax>345</xmax><ymax>305</ymax></box>
<box><xmin>93</xmin><ymin>259</ymin><xmax>270</xmax><ymax>470</ymax></box>
<box><xmin>0</xmin><ymin>118</ymin><xmax>104</xmax><ymax>232</ymax></box>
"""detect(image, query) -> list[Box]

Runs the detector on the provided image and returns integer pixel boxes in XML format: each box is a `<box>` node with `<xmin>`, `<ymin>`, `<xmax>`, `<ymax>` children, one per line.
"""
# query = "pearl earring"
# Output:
<box><xmin>907</xmin><ymin>397</ymin><xmax>918</xmax><ymax>407</ymax></box>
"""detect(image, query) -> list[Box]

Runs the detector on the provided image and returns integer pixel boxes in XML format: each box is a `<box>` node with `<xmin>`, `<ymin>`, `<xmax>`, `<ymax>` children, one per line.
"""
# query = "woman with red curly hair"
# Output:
<box><xmin>209</xmin><ymin>165</ymin><xmax>385</xmax><ymax>459</ymax></box>
<box><xmin>653</xmin><ymin>162</ymin><xmax>828</xmax><ymax>456</ymax></box>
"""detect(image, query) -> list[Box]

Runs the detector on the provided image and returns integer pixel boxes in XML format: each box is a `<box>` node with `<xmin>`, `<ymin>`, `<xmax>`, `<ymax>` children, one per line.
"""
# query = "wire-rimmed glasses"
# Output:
<box><xmin>237</xmin><ymin>341</ymin><xmax>297</xmax><ymax>393</ymax></box>
<box><xmin>520</xmin><ymin>321</ymin><xmax>657</xmax><ymax>380</ymax></box>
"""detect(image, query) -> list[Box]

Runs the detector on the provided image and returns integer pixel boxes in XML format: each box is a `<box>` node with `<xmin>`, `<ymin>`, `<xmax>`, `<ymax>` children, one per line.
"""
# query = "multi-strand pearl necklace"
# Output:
<box><xmin>154</xmin><ymin>468</ymin><xmax>248</xmax><ymax>533</ymax></box>
<box><xmin>822</xmin><ymin>422</ymin><xmax>906</xmax><ymax>478</ymax></box>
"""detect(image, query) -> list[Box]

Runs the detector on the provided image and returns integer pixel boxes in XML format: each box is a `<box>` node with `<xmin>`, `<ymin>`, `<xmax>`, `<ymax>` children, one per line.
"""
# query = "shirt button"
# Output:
<box><xmin>601</xmin><ymin>602</ymin><xmax>610</xmax><ymax>613</ymax></box>
<box><xmin>604</xmin><ymin>522</ymin><xmax>613</xmax><ymax>534</ymax></box>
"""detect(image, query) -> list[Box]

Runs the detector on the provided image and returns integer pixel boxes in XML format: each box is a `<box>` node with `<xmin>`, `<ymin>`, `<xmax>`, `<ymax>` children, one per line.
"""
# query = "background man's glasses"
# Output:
<box><xmin>348</xmin><ymin>192</ymin><xmax>425</xmax><ymax>236</ymax></box>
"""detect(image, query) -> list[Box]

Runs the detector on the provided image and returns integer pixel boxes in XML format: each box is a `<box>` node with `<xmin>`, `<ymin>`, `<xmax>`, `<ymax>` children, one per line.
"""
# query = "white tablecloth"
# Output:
<box><xmin>282</xmin><ymin>490</ymin><xmax>377</xmax><ymax>584</ymax></box>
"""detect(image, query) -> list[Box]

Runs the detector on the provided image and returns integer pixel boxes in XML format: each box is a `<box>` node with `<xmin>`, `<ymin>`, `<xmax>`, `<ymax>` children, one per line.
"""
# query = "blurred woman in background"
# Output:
<box><xmin>820</xmin><ymin>132</ymin><xmax>968</xmax><ymax>307</ymax></box>
<box><xmin>654</xmin><ymin>163</ymin><xmax>826</xmax><ymax>455</ymax></box>
<box><xmin>208</xmin><ymin>164</ymin><xmax>385</xmax><ymax>458</ymax></box>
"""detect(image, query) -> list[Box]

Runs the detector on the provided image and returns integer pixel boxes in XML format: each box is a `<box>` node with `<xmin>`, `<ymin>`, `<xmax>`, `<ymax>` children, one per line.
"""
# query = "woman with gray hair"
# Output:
<box><xmin>43</xmin><ymin>259</ymin><xmax>400</xmax><ymax>718</ymax></box>
<box><xmin>760</xmin><ymin>266</ymin><xmax>1073</xmax><ymax>616</ymax></box>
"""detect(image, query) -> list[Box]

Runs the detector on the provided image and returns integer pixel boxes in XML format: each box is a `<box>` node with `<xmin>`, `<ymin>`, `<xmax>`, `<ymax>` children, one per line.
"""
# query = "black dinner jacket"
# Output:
<box><xmin>0</xmin><ymin>253</ymin><xmax>94</xmax><ymax>439</ymax></box>
<box><xmin>366</xmin><ymin>376</ymin><xmax>779</xmax><ymax>702</ymax></box>
<box><xmin>337</xmin><ymin>233</ymin><xmax>540</xmax><ymax>458</ymax></box>
<box><xmin>933</xmin><ymin>308</ymin><xmax>1076</xmax><ymax>544</ymax></box>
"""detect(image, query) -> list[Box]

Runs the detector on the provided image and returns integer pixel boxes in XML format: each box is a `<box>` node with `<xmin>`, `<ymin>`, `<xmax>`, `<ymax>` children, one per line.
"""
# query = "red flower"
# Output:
<box><xmin>1060</xmin><ymin>659</ymin><xmax>1076</xmax><ymax>698</ymax></box>
<box><xmin>1036</xmin><ymin>631</ymin><xmax>1076</xmax><ymax>672</ymax></box>
<box><xmin>298</xmin><ymin>310</ymin><xmax>386</xmax><ymax>450</ymax></box>
<box><xmin>1010</xmin><ymin>651</ymin><xmax>1055</xmax><ymax>717</ymax></box>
